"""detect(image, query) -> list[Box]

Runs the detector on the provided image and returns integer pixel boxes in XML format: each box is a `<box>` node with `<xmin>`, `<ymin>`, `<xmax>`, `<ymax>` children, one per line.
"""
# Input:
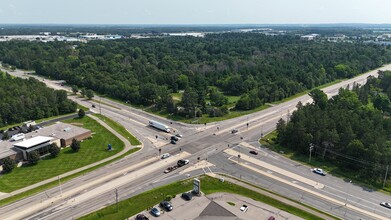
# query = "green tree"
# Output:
<box><xmin>78</xmin><ymin>109</ymin><xmax>85</xmax><ymax>118</ymax></box>
<box><xmin>29</xmin><ymin>151</ymin><xmax>40</xmax><ymax>165</ymax></box>
<box><xmin>1</xmin><ymin>157</ymin><xmax>15</xmax><ymax>173</ymax></box>
<box><xmin>86</xmin><ymin>89</ymin><xmax>94</xmax><ymax>100</ymax></box>
<box><xmin>71</xmin><ymin>85</ymin><xmax>78</xmax><ymax>94</ymax></box>
<box><xmin>309</xmin><ymin>88</ymin><xmax>328</xmax><ymax>110</ymax></box>
<box><xmin>181</xmin><ymin>88</ymin><xmax>198</xmax><ymax>116</ymax></box>
<box><xmin>80</xmin><ymin>88</ymin><xmax>87</xmax><ymax>97</ymax></box>
<box><xmin>49</xmin><ymin>143</ymin><xmax>60</xmax><ymax>157</ymax></box>
<box><xmin>373</xmin><ymin>93</ymin><xmax>390</xmax><ymax>112</ymax></box>
<box><xmin>71</xmin><ymin>138</ymin><xmax>81</xmax><ymax>152</ymax></box>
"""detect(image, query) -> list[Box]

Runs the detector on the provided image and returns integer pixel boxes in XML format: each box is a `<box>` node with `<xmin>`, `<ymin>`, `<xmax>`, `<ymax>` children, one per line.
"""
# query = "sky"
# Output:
<box><xmin>0</xmin><ymin>0</ymin><xmax>391</xmax><ymax>24</ymax></box>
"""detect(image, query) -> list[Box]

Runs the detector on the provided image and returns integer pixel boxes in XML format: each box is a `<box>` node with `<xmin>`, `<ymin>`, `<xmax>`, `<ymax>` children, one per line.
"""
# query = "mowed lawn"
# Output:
<box><xmin>0</xmin><ymin>116</ymin><xmax>124</xmax><ymax>193</ymax></box>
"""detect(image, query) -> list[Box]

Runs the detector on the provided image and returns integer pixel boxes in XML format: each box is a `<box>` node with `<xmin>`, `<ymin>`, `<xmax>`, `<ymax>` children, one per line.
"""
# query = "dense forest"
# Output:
<box><xmin>0</xmin><ymin>72</ymin><xmax>77</xmax><ymax>127</ymax></box>
<box><xmin>1</xmin><ymin>33</ymin><xmax>391</xmax><ymax>119</ymax></box>
<box><xmin>276</xmin><ymin>71</ymin><xmax>391</xmax><ymax>182</ymax></box>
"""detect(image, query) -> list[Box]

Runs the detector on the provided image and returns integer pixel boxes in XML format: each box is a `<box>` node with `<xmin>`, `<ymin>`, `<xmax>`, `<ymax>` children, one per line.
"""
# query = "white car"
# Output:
<box><xmin>312</xmin><ymin>168</ymin><xmax>326</xmax><ymax>176</ymax></box>
<box><xmin>240</xmin><ymin>204</ymin><xmax>248</xmax><ymax>212</ymax></box>
<box><xmin>380</xmin><ymin>202</ymin><xmax>391</xmax><ymax>209</ymax></box>
<box><xmin>161</xmin><ymin>153</ymin><xmax>170</xmax><ymax>159</ymax></box>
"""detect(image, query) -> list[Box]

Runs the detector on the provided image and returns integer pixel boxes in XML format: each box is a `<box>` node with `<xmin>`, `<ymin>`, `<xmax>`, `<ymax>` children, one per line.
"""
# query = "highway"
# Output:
<box><xmin>1</xmin><ymin>64</ymin><xmax>391</xmax><ymax>219</ymax></box>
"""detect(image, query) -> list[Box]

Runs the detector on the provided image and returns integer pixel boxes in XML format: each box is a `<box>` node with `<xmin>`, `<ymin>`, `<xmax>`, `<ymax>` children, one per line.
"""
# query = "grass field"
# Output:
<box><xmin>0</xmin><ymin>116</ymin><xmax>124</xmax><ymax>193</ymax></box>
<box><xmin>79</xmin><ymin>175</ymin><xmax>333</xmax><ymax>220</ymax></box>
<box><xmin>93</xmin><ymin>114</ymin><xmax>141</xmax><ymax>146</ymax></box>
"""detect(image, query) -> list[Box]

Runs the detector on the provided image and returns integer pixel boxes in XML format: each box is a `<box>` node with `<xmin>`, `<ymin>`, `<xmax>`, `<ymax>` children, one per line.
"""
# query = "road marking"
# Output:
<box><xmin>225</xmin><ymin>148</ymin><xmax>324</xmax><ymax>189</ymax></box>
<box><xmin>227</xmin><ymin>157</ymin><xmax>388</xmax><ymax>220</ymax></box>
<box><xmin>180</xmin><ymin>160</ymin><xmax>215</xmax><ymax>174</ymax></box>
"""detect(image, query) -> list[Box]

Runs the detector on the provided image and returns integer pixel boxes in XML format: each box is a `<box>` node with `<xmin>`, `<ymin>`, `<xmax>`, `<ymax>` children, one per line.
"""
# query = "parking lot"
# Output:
<box><xmin>131</xmin><ymin>192</ymin><xmax>304</xmax><ymax>220</ymax></box>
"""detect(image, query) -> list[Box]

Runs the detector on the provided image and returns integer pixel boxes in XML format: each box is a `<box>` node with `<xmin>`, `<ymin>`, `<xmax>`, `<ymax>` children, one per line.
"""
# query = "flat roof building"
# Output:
<box><xmin>0</xmin><ymin>122</ymin><xmax>91</xmax><ymax>162</ymax></box>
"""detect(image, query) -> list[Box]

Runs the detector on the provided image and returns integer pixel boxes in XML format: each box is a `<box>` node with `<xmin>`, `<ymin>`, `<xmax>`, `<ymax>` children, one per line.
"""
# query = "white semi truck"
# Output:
<box><xmin>149</xmin><ymin>120</ymin><xmax>170</xmax><ymax>133</ymax></box>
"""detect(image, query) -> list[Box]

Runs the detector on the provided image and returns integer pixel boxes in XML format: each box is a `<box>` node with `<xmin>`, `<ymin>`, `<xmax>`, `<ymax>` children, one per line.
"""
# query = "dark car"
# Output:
<box><xmin>171</xmin><ymin>136</ymin><xmax>179</xmax><ymax>141</ymax></box>
<box><xmin>249</xmin><ymin>150</ymin><xmax>258</xmax><ymax>155</ymax></box>
<box><xmin>177</xmin><ymin>159</ymin><xmax>189</xmax><ymax>167</ymax></box>
<box><xmin>150</xmin><ymin>207</ymin><xmax>161</xmax><ymax>216</ymax></box>
<box><xmin>135</xmin><ymin>214</ymin><xmax>149</xmax><ymax>220</ymax></box>
<box><xmin>231</xmin><ymin>129</ymin><xmax>239</xmax><ymax>134</ymax></box>
<box><xmin>160</xmin><ymin>201</ymin><xmax>173</xmax><ymax>211</ymax></box>
<box><xmin>92</xmin><ymin>104</ymin><xmax>96</xmax><ymax>108</ymax></box>
<box><xmin>181</xmin><ymin>192</ymin><xmax>193</xmax><ymax>201</ymax></box>
<box><xmin>268</xmin><ymin>217</ymin><xmax>276</xmax><ymax>220</ymax></box>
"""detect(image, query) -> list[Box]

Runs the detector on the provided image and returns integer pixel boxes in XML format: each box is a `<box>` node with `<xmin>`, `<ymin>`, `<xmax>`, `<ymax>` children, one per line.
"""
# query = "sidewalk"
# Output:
<box><xmin>208</xmin><ymin>173</ymin><xmax>336</xmax><ymax>220</ymax></box>
<box><xmin>0</xmin><ymin>114</ymin><xmax>142</xmax><ymax>200</ymax></box>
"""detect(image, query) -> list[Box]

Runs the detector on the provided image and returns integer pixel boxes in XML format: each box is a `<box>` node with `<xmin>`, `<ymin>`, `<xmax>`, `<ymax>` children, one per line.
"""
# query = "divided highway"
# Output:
<box><xmin>1</xmin><ymin>64</ymin><xmax>391</xmax><ymax>219</ymax></box>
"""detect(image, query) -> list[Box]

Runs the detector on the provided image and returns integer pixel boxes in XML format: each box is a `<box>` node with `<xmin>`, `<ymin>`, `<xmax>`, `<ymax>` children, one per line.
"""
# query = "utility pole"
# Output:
<box><xmin>116</xmin><ymin>188</ymin><xmax>119</xmax><ymax>212</ymax></box>
<box><xmin>383</xmin><ymin>165</ymin><xmax>389</xmax><ymax>188</ymax></box>
<box><xmin>99</xmin><ymin>96</ymin><xmax>102</xmax><ymax>115</ymax></box>
<box><xmin>309</xmin><ymin>144</ymin><xmax>314</xmax><ymax>163</ymax></box>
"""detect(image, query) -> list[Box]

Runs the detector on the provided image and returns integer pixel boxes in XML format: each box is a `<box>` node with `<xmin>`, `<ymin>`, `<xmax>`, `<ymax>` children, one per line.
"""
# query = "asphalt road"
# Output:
<box><xmin>1</xmin><ymin>64</ymin><xmax>391</xmax><ymax>219</ymax></box>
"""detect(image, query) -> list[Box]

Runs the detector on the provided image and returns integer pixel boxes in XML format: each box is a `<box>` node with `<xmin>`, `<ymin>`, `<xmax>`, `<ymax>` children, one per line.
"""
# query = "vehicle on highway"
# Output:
<box><xmin>160</xmin><ymin>201</ymin><xmax>173</xmax><ymax>211</ymax></box>
<box><xmin>150</xmin><ymin>207</ymin><xmax>161</xmax><ymax>216</ymax></box>
<box><xmin>312</xmin><ymin>168</ymin><xmax>326</xmax><ymax>176</ymax></box>
<box><xmin>91</xmin><ymin>104</ymin><xmax>96</xmax><ymax>108</ymax></box>
<box><xmin>231</xmin><ymin>129</ymin><xmax>239</xmax><ymax>134</ymax></box>
<box><xmin>181</xmin><ymin>192</ymin><xmax>193</xmax><ymax>201</ymax></box>
<box><xmin>240</xmin><ymin>204</ymin><xmax>248</xmax><ymax>212</ymax></box>
<box><xmin>164</xmin><ymin>165</ymin><xmax>178</xmax><ymax>173</ymax></box>
<box><xmin>175</xmin><ymin>133</ymin><xmax>183</xmax><ymax>138</ymax></box>
<box><xmin>161</xmin><ymin>153</ymin><xmax>170</xmax><ymax>159</ymax></box>
<box><xmin>136</xmin><ymin>214</ymin><xmax>149</xmax><ymax>220</ymax></box>
<box><xmin>171</xmin><ymin>135</ymin><xmax>179</xmax><ymax>141</ymax></box>
<box><xmin>268</xmin><ymin>217</ymin><xmax>276</xmax><ymax>220</ymax></box>
<box><xmin>171</xmin><ymin>140</ymin><xmax>177</xmax><ymax>144</ymax></box>
<box><xmin>249</xmin><ymin>150</ymin><xmax>258</xmax><ymax>155</ymax></box>
<box><xmin>149</xmin><ymin>120</ymin><xmax>170</xmax><ymax>133</ymax></box>
<box><xmin>380</xmin><ymin>202</ymin><xmax>391</xmax><ymax>209</ymax></box>
<box><xmin>177</xmin><ymin>159</ymin><xmax>189</xmax><ymax>167</ymax></box>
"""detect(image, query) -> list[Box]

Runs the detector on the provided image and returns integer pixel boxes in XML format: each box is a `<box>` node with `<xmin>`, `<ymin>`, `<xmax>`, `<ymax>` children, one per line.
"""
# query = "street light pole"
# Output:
<box><xmin>309</xmin><ymin>144</ymin><xmax>314</xmax><ymax>163</ymax></box>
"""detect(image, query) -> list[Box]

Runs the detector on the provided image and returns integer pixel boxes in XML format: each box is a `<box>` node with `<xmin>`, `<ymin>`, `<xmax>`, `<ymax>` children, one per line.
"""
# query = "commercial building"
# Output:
<box><xmin>13</xmin><ymin>136</ymin><xmax>54</xmax><ymax>160</ymax></box>
<box><xmin>0</xmin><ymin>122</ymin><xmax>91</xmax><ymax>163</ymax></box>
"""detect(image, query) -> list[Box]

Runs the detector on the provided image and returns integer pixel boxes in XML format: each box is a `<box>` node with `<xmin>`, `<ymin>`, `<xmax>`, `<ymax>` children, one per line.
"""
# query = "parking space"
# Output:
<box><xmin>130</xmin><ymin>192</ymin><xmax>303</xmax><ymax>220</ymax></box>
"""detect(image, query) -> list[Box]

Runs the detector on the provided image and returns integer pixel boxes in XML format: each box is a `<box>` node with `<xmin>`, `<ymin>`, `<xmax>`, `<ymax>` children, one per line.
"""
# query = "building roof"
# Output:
<box><xmin>30</xmin><ymin>122</ymin><xmax>90</xmax><ymax>140</ymax></box>
<box><xmin>196</xmin><ymin>201</ymin><xmax>239</xmax><ymax>220</ymax></box>
<box><xmin>0</xmin><ymin>141</ymin><xmax>20</xmax><ymax>159</ymax></box>
<box><xmin>13</xmin><ymin>136</ymin><xmax>53</xmax><ymax>149</ymax></box>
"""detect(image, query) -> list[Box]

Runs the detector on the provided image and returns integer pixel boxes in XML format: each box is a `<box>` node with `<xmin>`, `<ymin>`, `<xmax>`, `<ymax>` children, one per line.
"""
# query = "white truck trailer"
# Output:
<box><xmin>149</xmin><ymin>120</ymin><xmax>170</xmax><ymax>133</ymax></box>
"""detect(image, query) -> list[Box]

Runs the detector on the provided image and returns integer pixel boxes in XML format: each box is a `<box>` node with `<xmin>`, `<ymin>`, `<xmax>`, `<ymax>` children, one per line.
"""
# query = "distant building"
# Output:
<box><xmin>301</xmin><ymin>34</ymin><xmax>319</xmax><ymax>41</ymax></box>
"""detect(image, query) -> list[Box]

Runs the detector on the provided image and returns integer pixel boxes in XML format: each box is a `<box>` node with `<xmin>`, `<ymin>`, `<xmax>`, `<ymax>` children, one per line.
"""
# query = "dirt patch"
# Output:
<box><xmin>70</xmin><ymin>122</ymin><xmax>84</xmax><ymax>126</ymax></box>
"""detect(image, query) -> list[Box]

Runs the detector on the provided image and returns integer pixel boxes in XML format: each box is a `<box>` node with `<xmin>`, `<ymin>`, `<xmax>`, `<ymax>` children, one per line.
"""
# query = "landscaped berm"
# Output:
<box><xmin>0</xmin><ymin>116</ymin><xmax>124</xmax><ymax>192</ymax></box>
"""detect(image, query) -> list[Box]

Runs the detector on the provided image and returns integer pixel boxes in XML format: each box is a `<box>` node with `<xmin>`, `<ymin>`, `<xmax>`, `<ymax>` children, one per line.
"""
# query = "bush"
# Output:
<box><xmin>71</xmin><ymin>138</ymin><xmax>81</xmax><ymax>152</ymax></box>
<box><xmin>1</xmin><ymin>158</ymin><xmax>15</xmax><ymax>173</ymax></box>
<box><xmin>165</xmin><ymin>195</ymin><xmax>172</xmax><ymax>201</ymax></box>
<box><xmin>49</xmin><ymin>143</ymin><xmax>61</xmax><ymax>157</ymax></box>
<box><xmin>29</xmin><ymin>151</ymin><xmax>40</xmax><ymax>165</ymax></box>
<box><xmin>78</xmin><ymin>109</ymin><xmax>85</xmax><ymax>118</ymax></box>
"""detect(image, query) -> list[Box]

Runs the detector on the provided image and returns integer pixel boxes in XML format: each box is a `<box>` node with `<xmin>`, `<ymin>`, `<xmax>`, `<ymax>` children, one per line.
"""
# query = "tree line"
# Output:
<box><xmin>0</xmin><ymin>33</ymin><xmax>391</xmax><ymax>119</ymax></box>
<box><xmin>276</xmin><ymin>71</ymin><xmax>391</xmax><ymax>182</ymax></box>
<box><xmin>0</xmin><ymin>72</ymin><xmax>77</xmax><ymax>127</ymax></box>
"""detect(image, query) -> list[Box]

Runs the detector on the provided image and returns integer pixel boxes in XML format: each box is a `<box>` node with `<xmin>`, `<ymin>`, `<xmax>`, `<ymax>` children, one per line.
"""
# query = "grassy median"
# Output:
<box><xmin>93</xmin><ymin>114</ymin><xmax>141</xmax><ymax>146</ymax></box>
